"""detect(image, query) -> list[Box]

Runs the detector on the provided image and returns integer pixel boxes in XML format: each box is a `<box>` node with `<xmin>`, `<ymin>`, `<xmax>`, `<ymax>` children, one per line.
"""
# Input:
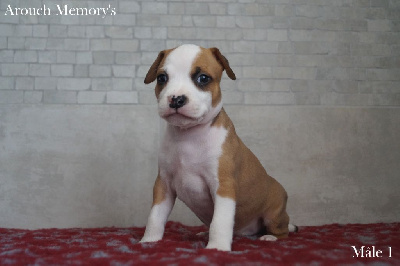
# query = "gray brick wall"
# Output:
<box><xmin>0</xmin><ymin>0</ymin><xmax>399</xmax><ymax>106</ymax></box>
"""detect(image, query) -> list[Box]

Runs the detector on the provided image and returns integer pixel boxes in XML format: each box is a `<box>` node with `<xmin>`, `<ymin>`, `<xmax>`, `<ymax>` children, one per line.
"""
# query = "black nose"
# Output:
<box><xmin>169</xmin><ymin>95</ymin><xmax>187</xmax><ymax>109</ymax></box>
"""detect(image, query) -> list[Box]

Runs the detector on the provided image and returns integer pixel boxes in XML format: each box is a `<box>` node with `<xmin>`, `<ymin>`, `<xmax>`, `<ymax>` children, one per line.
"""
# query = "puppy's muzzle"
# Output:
<box><xmin>169</xmin><ymin>95</ymin><xmax>188</xmax><ymax>110</ymax></box>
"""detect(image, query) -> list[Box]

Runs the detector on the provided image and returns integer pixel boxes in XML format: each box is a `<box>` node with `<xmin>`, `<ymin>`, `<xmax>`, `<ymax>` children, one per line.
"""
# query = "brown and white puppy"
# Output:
<box><xmin>140</xmin><ymin>44</ymin><xmax>296</xmax><ymax>251</ymax></box>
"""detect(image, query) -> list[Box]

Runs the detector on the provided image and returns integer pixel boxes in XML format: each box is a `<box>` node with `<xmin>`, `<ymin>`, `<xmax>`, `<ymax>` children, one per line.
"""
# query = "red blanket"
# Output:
<box><xmin>1</xmin><ymin>222</ymin><xmax>398</xmax><ymax>265</ymax></box>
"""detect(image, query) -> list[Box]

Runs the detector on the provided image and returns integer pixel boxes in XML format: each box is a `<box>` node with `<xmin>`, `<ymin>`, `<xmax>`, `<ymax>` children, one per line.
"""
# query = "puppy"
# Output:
<box><xmin>140</xmin><ymin>44</ymin><xmax>295</xmax><ymax>251</ymax></box>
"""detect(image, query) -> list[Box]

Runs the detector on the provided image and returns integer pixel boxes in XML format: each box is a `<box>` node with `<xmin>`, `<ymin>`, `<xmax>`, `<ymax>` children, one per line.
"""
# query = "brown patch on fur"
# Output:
<box><xmin>144</xmin><ymin>48</ymin><xmax>175</xmax><ymax>99</ymax></box>
<box><xmin>210</xmin><ymin>48</ymin><xmax>236</xmax><ymax>81</ymax></box>
<box><xmin>191</xmin><ymin>47</ymin><xmax>236</xmax><ymax>107</ymax></box>
<box><xmin>152</xmin><ymin>172</ymin><xmax>167</xmax><ymax>206</ymax></box>
<box><xmin>191</xmin><ymin>48</ymin><xmax>223</xmax><ymax>107</ymax></box>
<box><xmin>213</xmin><ymin>108</ymin><xmax>289</xmax><ymax>237</ymax></box>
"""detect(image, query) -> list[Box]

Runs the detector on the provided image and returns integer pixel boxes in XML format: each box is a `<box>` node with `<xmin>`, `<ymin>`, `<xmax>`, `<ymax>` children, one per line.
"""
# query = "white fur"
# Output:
<box><xmin>259</xmin><ymin>235</ymin><xmax>278</xmax><ymax>241</ymax></box>
<box><xmin>156</xmin><ymin>111</ymin><xmax>230</xmax><ymax>251</ymax></box>
<box><xmin>140</xmin><ymin>191</ymin><xmax>175</xmax><ymax>242</ymax></box>
<box><xmin>206</xmin><ymin>195</ymin><xmax>236</xmax><ymax>251</ymax></box>
<box><xmin>157</xmin><ymin>44</ymin><xmax>215</xmax><ymax>129</ymax></box>
<box><xmin>141</xmin><ymin>44</ymin><xmax>230</xmax><ymax>248</ymax></box>
<box><xmin>159</xmin><ymin>122</ymin><xmax>228</xmax><ymax>226</ymax></box>
<box><xmin>156</xmin><ymin>45</ymin><xmax>227</xmax><ymax>223</ymax></box>
<box><xmin>289</xmin><ymin>223</ymin><xmax>297</xmax><ymax>232</ymax></box>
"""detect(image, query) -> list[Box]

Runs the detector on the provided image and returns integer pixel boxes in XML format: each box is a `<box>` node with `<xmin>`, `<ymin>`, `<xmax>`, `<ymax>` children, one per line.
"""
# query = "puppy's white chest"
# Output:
<box><xmin>159</xmin><ymin>124</ymin><xmax>227</xmax><ymax>224</ymax></box>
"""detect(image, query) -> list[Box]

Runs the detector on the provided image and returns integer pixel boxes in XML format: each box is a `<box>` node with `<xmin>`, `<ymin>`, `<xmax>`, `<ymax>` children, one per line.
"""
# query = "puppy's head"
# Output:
<box><xmin>144</xmin><ymin>44</ymin><xmax>236</xmax><ymax>129</ymax></box>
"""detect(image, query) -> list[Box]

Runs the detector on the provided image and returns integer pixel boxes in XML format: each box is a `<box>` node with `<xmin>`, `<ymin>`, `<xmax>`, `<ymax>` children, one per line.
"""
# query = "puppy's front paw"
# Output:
<box><xmin>206</xmin><ymin>241</ymin><xmax>231</xmax><ymax>252</ymax></box>
<box><xmin>139</xmin><ymin>236</ymin><xmax>162</xmax><ymax>243</ymax></box>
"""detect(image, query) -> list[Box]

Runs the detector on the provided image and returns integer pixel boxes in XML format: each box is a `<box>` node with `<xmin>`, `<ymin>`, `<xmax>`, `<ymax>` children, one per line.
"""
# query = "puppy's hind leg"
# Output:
<box><xmin>259</xmin><ymin>211</ymin><xmax>290</xmax><ymax>241</ymax></box>
<box><xmin>259</xmin><ymin>223</ymin><xmax>297</xmax><ymax>241</ymax></box>
<box><xmin>259</xmin><ymin>185</ymin><xmax>290</xmax><ymax>241</ymax></box>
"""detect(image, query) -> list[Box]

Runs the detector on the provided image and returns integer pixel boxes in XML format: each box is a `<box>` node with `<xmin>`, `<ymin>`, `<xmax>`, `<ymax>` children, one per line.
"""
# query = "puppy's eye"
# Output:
<box><xmin>196</xmin><ymin>74</ymin><xmax>211</xmax><ymax>86</ymax></box>
<box><xmin>157</xmin><ymin>74</ymin><xmax>168</xmax><ymax>84</ymax></box>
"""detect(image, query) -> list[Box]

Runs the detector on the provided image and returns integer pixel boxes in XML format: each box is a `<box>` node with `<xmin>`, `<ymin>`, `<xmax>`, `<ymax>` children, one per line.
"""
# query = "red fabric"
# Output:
<box><xmin>1</xmin><ymin>222</ymin><xmax>398</xmax><ymax>265</ymax></box>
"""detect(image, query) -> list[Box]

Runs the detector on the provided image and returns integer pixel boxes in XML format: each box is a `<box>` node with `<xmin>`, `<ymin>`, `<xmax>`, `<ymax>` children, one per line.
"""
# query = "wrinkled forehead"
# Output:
<box><xmin>162</xmin><ymin>44</ymin><xmax>201</xmax><ymax>75</ymax></box>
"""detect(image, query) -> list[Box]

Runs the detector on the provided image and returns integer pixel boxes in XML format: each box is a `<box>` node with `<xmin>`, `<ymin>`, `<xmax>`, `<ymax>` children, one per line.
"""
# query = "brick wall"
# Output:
<box><xmin>0</xmin><ymin>0</ymin><xmax>399</xmax><ymax>106</ymax></box>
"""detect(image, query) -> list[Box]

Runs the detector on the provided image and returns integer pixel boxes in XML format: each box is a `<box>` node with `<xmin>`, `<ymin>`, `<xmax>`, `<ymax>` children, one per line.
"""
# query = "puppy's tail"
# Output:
<box><xmin>289</xmin><ymin>223</ymin><xmax>299</xmax><ymax>233</ymax></box>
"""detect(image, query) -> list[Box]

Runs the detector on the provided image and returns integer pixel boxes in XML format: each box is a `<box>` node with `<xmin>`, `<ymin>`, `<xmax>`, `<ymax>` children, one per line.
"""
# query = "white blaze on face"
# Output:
<box><xmin>157</xmin><ymin>44</ymin><xmax>219</xmax><ymax>129</ymax></box>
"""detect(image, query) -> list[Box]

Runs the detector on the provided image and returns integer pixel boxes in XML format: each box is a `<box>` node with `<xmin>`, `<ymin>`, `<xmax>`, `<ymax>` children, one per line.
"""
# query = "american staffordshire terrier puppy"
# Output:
<box><xmin>140</xmin><ymin>44</ymin><xmax>296</xmax><ymax>251</ymax></box>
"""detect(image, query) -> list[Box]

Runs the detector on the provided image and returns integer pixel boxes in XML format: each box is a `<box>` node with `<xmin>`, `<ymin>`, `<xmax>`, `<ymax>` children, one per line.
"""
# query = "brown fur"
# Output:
<box><xmin>209</xmin><ymin>48</ymin><xmax>236</xmax><ymax>80</ymax></box>
<box><xmin>144</xmin><ymin>48</ymin><xmax>175</xmax><ymax>99</ymax></box>
<box><xmin>190</xmin><ymin>48</ymin><xmax>225</xmax><ymax>107</ymax></box>
<box><xmin>213</xmin><ymin>108</ymin><xmax>290</xmax><ymax>238</ymax></box>
<box><xmin>152</xmin><ymin>172</ymin><xmax>167</xmax><ymax>206</ymax></box>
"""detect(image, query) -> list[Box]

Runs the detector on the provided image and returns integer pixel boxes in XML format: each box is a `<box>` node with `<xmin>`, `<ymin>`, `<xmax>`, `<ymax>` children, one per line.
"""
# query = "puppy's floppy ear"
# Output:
<box><xmin>210</xmin><ymin>47</ymin><xmax>236</xmax><ymax>80</ymax></box>
<box><xmin>144</xmin><ymin>50</ymin><xmax>166</xmax><ymax>84</ymax></box>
